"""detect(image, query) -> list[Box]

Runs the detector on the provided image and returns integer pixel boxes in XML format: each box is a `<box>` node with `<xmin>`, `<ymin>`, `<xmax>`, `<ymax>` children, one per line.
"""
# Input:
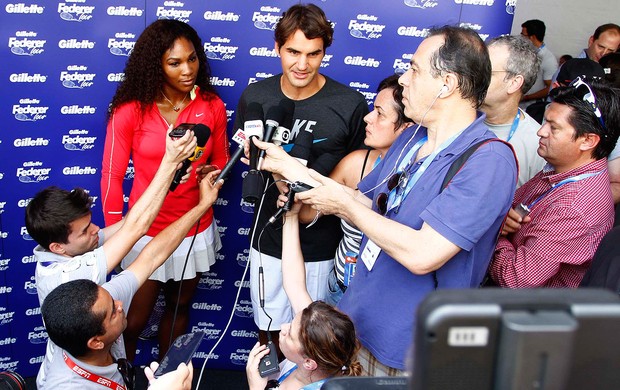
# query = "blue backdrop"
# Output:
<box><xmin>0</xmin><ymin>0</ymin><xmax>515</xmax><ymax>377</ymax></box>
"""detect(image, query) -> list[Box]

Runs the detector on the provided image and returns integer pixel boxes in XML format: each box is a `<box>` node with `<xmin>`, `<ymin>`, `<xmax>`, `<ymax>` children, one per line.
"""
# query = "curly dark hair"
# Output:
<box><xmin>107</xmin><ymin>19</ymin><xmax>216</xmax><ymax>120</ymax></box>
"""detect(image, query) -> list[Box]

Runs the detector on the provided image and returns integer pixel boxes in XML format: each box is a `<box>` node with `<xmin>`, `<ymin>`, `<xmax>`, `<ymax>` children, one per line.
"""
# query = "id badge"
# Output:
<box><xmin>361</xmin><ymin>240</ymin><xmax>381</xmax><ymax>271</ymax></box>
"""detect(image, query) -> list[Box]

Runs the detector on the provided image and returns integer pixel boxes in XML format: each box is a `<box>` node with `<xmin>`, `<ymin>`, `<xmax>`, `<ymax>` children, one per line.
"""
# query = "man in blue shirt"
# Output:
<box><xmin>253</xmin><ymin>26</ymin><xmax>517</xmax><ymax>375</ymax></box>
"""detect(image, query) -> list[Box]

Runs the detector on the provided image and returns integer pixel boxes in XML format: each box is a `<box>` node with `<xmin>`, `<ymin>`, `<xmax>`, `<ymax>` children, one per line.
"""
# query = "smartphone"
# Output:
<box><xmin>169</xmin><ymin>123</ymin><xmax>197</xmax><ymax>138</ymax></box>
<box><xmin>153</xmin><ymin>331</ymin><xmax>205</xmax><ymax>378</ymax></box>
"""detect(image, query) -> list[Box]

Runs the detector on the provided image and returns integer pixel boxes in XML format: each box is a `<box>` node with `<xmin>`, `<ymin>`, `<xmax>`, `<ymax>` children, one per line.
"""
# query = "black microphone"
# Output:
<box><xmin>266</xmin><ymin>130</ymin><xmax>314</xmax><ymax>224</ymax></box>
<box><xmin>217</xmin><ymin>103</ymin><xmax>264</xmax><ymax>182</ymax></box>
<box><xmin>257</xmin><ymin>98</ymin><xmax>294</xmax><ymax>170</ymax></box>
<box><xmin>170</xmin><ymin>124</ymin><xmax>211</xmax><ymax>191</ymax></box>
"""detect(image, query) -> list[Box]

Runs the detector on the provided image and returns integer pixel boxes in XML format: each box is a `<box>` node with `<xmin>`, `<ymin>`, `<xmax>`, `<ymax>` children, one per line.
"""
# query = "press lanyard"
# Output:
<box><xmin>524</xmin><ymin>170</ymin><xmax>604</xmax><ymax>210</ymax></box>
<box><xmin>387</xmin><ymin>130</ymin><xmax>463</xmax><ymax>213</ymax></box>
<box><xmin>506</xmin><ymin>110</ymin><xmax>521</xmax><ymax>142</ymax></box>
<box><xmin>278</xmin><ymin>364</ymin><xmax>297</xmax><ymax>383</ymax></box>
<box><xmin>63</xmin><ymin>351</ymin><xmax>126</xmax><ymax>390</ymax></box>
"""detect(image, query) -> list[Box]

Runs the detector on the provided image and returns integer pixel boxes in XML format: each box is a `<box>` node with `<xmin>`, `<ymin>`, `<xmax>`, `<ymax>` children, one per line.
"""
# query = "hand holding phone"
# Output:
<box><xmin>169</xmin><ymin>123</ymin><xmax>197</xmax><ymax>138</ymax></box>
<box><xmin>258</xmin><ymin>341</ymin><xmax>280</xmax><ymax>377</ymax></box>
<box><xmin>153</xmin><ymin>332</ymin><xmax>205</xmax><ymax>378</ymax></box>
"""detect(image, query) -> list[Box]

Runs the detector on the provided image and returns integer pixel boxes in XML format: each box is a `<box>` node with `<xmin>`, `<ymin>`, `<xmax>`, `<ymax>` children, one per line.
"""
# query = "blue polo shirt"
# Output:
<box><xmin>338</xmin><ymin>113</ymin><xmax>517</xmax><ymax>370</ymax></box>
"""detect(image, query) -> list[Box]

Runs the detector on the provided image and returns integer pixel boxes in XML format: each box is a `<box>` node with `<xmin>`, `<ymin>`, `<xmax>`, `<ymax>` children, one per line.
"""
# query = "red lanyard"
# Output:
<box><xmin>63</xmin><ymin>351</ymin><xmax>126</xmax><ymax>390</ymax></box>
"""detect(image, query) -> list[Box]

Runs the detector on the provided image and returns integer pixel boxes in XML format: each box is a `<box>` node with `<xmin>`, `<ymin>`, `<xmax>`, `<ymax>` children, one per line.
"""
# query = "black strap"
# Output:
<box><xmin>433</xmin><ymin>138</ymin><xmax>516</xmax><ymax>289</ymax></box>
<box><xmin>360</xmin><ymin>149</ymin><xmax>372</xmax><ymax>181</ymax></box>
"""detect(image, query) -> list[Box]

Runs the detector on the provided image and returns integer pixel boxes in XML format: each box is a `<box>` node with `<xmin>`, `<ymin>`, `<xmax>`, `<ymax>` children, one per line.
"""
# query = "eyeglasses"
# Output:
<box><xmin>569</xmin><ymin>76</ymin><xmax>607</xmax><ymax>131</ymax></box>
<box><xmin>375</xmin><ymin>171</ymin><xmax>408</xmax><ymax>215</ymax></box>
<box><xmin>116</xmin><ymin>358</ymin><xmax>135</xmax><ymax>390</ymax></box>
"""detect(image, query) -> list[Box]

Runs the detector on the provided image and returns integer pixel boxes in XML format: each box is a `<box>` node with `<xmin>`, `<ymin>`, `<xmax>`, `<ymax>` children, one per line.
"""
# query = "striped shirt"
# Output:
<box><xmin>334</xmin><ymin>219</ymin><xmax>364</xmax><ymax>284</ymax></box>
<box><xmin>491</xmin><ymin>159</ymin><xmax>614</xmax><ymax>288</ymax></box>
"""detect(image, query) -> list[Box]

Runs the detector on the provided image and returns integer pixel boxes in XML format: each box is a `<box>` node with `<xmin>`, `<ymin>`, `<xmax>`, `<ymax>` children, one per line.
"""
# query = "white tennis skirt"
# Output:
<box><xmin>121</xmin><ymin>221</ymin><xmax>221</xmax><ymax>282</ymax></box>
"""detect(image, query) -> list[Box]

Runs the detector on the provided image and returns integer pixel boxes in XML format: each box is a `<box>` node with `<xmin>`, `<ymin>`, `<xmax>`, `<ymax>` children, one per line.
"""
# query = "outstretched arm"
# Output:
<box><xmin>126</xmin><ymin>170</ymin><xmax>222</xmax><ymax>286</ymax></box>
<box><xmin>101</xmin><ymin>130</ymin><xmax>197</xmax><ymax>274</ymax></box>
<box><xmin>281</xmin><ymin>199</ymin><xmax>313</xmax><ymax>314</ymax></box>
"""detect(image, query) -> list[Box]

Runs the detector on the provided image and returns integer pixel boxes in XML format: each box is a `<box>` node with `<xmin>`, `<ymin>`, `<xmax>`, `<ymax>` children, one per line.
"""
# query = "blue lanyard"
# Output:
<box><xmin>278</xmin><ymin>364</ymin><xmax>297</xmax><ymax>383</ymax></box>
<box><xmin>387</xmin><ymin>130</ymin><xmax>463</xmax><ymax>213</ymax></box>
<box><xmin>506</xmin><ymin>110</ymin><xmax>521</xmax><ymax>142</ymax></box>
<box><xmin>524</xmin><ymin>170</ymin><xmax>605</xmax><ymax>210</ymax></box>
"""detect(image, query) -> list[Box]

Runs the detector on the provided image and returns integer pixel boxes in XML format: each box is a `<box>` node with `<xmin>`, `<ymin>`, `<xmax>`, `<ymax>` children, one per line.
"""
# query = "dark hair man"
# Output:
<box><xmin>520</xmin><ymin>19</ymin><xmax>558</xmax><ymax>107</ymax></box>
<box><xmin>253</xmin><ymin>25</ymin><xmax>518</xmax><ymax>375</ymax></box>
<box><xmin>491</xmin><ymin>80</ymin><xmax>620</xmax><ymax>287</ymax></box>
<box><xmin>233</xmin><ymin>3</ymin><xmax>368</xmax><ymax>358</ymax></box>
<box><xmin>27</xmin><ymin>131</ymin><xmax>197</xmax><ymax>387</ymax></box>
<box><xmin>39</xmin><ymin>170</ymin><xmax>222</xmax><ymax>389</ymax></box>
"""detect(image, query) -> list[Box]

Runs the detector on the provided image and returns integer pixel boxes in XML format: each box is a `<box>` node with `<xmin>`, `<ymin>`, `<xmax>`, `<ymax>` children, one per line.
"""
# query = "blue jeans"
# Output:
<box><xmin>325</xmin><ymin>270</ymin><xmax>346</xmax><ymax>306</ymax></box>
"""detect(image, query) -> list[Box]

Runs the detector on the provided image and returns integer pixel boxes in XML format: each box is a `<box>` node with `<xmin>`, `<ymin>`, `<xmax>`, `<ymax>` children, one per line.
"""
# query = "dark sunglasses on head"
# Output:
<box><xmin>116</xmin><ymin>358</ymin><xmax>135</xmax><ymax>390</ymax></box>
<box><xmin>569</xmin><ymin>76</ymin><xmax>607</xmax><ymax>131</ymax></box>
<box><xmin>375</xmin><ymin>171</ymin><xmax>408</xmax><ymax>215</ymax></box>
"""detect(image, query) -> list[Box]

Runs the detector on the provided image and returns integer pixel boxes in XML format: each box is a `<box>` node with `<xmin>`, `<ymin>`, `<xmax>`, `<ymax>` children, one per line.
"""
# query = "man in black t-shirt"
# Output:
<box><xmin>233</xmin><ymin>3</ymin><xmax>367</xmax><ymax>357</ymax></box>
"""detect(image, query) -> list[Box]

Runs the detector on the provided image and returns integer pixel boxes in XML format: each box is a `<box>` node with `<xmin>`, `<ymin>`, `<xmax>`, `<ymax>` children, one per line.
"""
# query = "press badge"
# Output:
<box><xmin>361</xmin><ymin>240</ymin><xmax>381</xmax><ymax>271</ymax></box>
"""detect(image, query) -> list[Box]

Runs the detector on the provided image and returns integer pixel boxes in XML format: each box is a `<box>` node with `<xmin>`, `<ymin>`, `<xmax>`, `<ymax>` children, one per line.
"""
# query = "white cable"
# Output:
<box><xmin>196</xmin><ymin>173</ymin><xmax>270</xmax><ymax>387</ymax></box>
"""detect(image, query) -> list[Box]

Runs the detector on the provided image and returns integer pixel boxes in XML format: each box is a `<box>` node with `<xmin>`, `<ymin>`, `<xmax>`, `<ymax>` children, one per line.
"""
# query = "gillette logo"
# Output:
<box><xmin>455</xmin><ymin>0</ymin><xmax>494</xmax><ymax>5</ymax></box>
<box><xmin>16</xmin><ymin>161</ymin><xmax>51</xmax><ymax>184</ymax></box>
<box><xmin>397</xmin><ymin>26</ymin><xmax>430</xmax><ymax>37</ymax></box>
<box><xmin>9</xmin><ymin>73</ymin><xmax>47</xmax><ymax>83</ymax></box>
<box><xmin>5</xmin><ymin>3</ymin><xmax>44</xmax><ymax>14</ymax></box>
<box><xmin>156</xmin><ymin>2</ymin><xmax>192</xmax><ymax>23</ymax></box>
<box><xmin>63</xmin><ymin>129</ymin><xmax>97</xmax><ymax>151</ymax></box>
<box><xmin>107</xmin><ymin>6</ymin><xmax>143</xmax><ymax>17</ymax></box>
<box><xmin>108</xmin><ymin>73</ymin><xmax>125</xmax><ymax>82</ymax></box>
<box><xmin>14</xmin><ymin>137</ymin><xmax>49</xmax><ymax>147</ymax></box>
<box><xmin>249</xmin><ymin>46</ymin><xmax>278</xmax><ymax>58</ymax></box>
<box><xmin>344</xmin><ymin>56</ymin><xmax>380</xmax><ymax>68</ymax></box>
<box><xmin>203</xmin><ymin>10</ymin><xmax>239</xmax><ymax>22</ymax></box>
<box><xmin>205</xmin><ymin>37</ymin><xmax>238</xmax><ymax>61</ymax></box>
<box><xmin>348</xmin><ymin>15</ymin><xmax>385</xmax><ymax>40</ymax></box>
<box><xmin>58</xmin><ymin>3</ymin><xmax>94</xmax><ymax>22</ymax></box>
<box><xmin>393</xmin><ymin>54</ymin><xmax>413</xmax><ymax>74</ymax></box>
<box><xmin>60</xmin><ymin>105</ymin><xmax>97</xmax><ymax>115</ymax></box>
<box><xmin>63</xmin><ymin>166</ymin><xmax>97</xmax><ymax>175</ymax></box>
<box><xmin>210</xmin><ymin>76</ymin><xmax>236</xmax><ymax>87</ymax></box>
<box><xmin>60</xmin><ymin>65</ymin><xmax>95</xmax><ymax>89</ymax></box>
<box><xmin>192</xmin><ymin>302</ymin><xmax>223</xmax><ymax>311</ymax></box>
<box><xmin>8</xmin><ymin>31</ymin><xmax>46</xmax><ymax>56</ymax></box>
<box><xmin>108</xmin><ymin>33</ymin><xmax>136</xmax><ymax>56</ymax></box>
<box><xmin>247</xmin><ymin>72</ymin><xmax>273</xmax><ymax>84</ymax></box>
<box><xmin>252</xmin><ymin>7</ymin><xmax>281</xmax><ymax>30</ymax></box>
<box><xmin>13</xmin><ymin>99</ymin><xmax>48</xmax><ymax>121</ymax></box>
<box><xmin>58</xmin><ymin>39</ymin><xmax>96</xmax><ymax>49</ymax></box>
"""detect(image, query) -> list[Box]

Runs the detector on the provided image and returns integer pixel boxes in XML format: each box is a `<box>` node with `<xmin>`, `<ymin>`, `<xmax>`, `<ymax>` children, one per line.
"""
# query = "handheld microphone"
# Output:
<box><xmin>170</xmin><ymin>124</ymin><xmax>211</xmax><ymax>191</ymax></box>
<box><xmin>217</xmin><ymin>103</ymin><xmax>264</xmax><ymax>182</ymax></box>
<box><xmin>257</xmin><ymin>98</ymin><xmax>294</xmax><ymax>169</ymax></box>
<box><xmin>272</xmin><ymin>110</ymin><xmax>293</xmax><ymax>147</ymax></box>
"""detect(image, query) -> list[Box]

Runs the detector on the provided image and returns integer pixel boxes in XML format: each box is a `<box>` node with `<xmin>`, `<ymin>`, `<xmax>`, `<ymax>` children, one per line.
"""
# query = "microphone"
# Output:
<box><xmin>257</xmin><ymin>98</ymin><xmax>294</xmax><ymax>169</ymax></box>
<box><xmin>272</xmin><ymin>109</ymin><xmax>293</xmax><ymax>147</ymax></box>
<box><xmin>266</xmin><ymin>131</ymin><xmax>314</xmax><ymax>224</ymax></box>
<box><xmin>170</xmin><ymin>124</ymin><xmax>211</xmax><ymax>191</ymax></box>
<box><xmin>217</xmin><ymin>103</ymin><xmax>264</xmax><ymax>182</ymax></box>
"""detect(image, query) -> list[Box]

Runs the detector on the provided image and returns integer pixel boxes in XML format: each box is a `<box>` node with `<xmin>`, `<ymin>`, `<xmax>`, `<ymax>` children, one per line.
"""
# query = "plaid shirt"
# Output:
<box><xmin>491</xmin><ymin>158</ymin><xmax>613</xmax><ymax>288</ymax></box>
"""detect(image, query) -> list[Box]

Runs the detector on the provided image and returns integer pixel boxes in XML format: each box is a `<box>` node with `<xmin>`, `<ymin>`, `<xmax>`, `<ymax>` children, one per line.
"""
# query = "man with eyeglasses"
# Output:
<box><xmin>37</xmin><ymin>170</ymin><xmax>223</xmax><ymax>389</ymax></box>
<box><xmin>252</xmin><ymin>26</ymin><xmax>518</xmax><ymax>375</ymax></box>
<box><xmin>481</xmin><ymin>35</ymin><xmax>546</xmax><ymax>187</ymax></box>
<box><xmin>490</xmin><ymin>79</ymin><xmax>620</xmax><ymax>288</ymax></box>
<box><xmin>519</xmin><ymin>20</ymin><xmax>558</xmax><ymax>109</ymax></box>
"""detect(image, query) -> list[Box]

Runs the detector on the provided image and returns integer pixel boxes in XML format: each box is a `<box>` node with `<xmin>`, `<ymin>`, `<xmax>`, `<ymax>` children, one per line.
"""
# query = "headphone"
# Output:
<box><xmin>439</xmin><ymin>84</ymin><xmax>448</xmax><ymax>96</ymax></box>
